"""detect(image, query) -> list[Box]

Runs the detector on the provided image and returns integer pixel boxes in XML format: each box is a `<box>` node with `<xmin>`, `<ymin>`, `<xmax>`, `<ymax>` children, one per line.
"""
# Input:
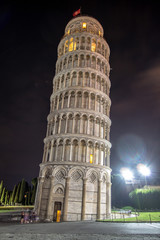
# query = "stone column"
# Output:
<box><xmin>88</xmin><ymin>93</ymin><xmax>91</xmax><ymax>110</ymax></box>
<box><xmin>67</xmin><ymin>94</ymin><xmax>71</xmax><ymax>108</ymax></box>
<box><xmin>62</xmin><ymin>143</ymin><xmax>65</xmax><ymax>161</ymax></box>
<box><xmin>106</xmin><ymin>182</ymin><xmax>111</xmax><ymax>217</ymax></box>
<box><xmin>65</xmin><ymin>116</ymin><xmax>68</xmax><ymax>133</ymax></box>
<box><xmin>97</xmin><ymin>179</ymin><xmax>102</xmax><ymax>219</ymax></box>
<box><xmin>74</xmin><ymin>92</ymin><xmax>77</xmax><ymax>108</ymax></box>
<box><xmin>81</xmin><ymin>177</ymin><xmax>87</xmax><ymax>220</ymax></box>
<box><xmin>53</xmin><ymin>117</ymin><xmax>57</xmax><ymax>135</ymax></box>
<box><xmin>69</xmin><ymin>143</ymin><xmax>72</xmax><ymax>161</ymax></box>
<box><xmin>54</xmin><ymin>143</ymin><xmax>58</xmax><ymax>161</ymax></box>
<box><xmin>58</xmin><ymin>116</ymin><xmax>62</xmax><ymax>134</ymax></box>
<box><xmin>63</xmin><ymin>177</ymin><xmax>70</xmax><ymax>221</ymax></box>
<box><xmin>46</xmin><ymin>176</ymin><xmax>55</xmax><ymax>221</ymax></box>
<box><xmin>45</xmin><ymin>143</ymin><xmax>49</xmax><ymax>162</ymax></box>
<box><xmin>36</xmin><ymin>177</ymin><xmax>45</xmax><ymax>216</ymax></box>
<box><xmin>61</xmin><ymin>93</ymin><xmax>65</xmax><ymax>109</ymax></box>
<box><xmin>98</xmin><ymin>146</ymin><xmax>101</xmax><ymax>165</ymax></box>
<box><xmin>42</xmin><ymin>145</ymin><xmax>47</xmax><ymax>163</ymax></box>
<box><xmin>57</xmin><ymin>94</ymin><xmax>60</xmax><ymax>110</ymax></box>
<box><xmin>85</xmin><ymin>143</ymin><xmax>89</xmax><ymax>163</ymax></box>
<box><xmin>106</xmin><ymin>147</ymin><xmax>110</xmax><ymax>167</ymax></box>
<box><xmin>49</xmin><ymin>140</ymin><xmax>54</xmax><ymax>162</ymax></box>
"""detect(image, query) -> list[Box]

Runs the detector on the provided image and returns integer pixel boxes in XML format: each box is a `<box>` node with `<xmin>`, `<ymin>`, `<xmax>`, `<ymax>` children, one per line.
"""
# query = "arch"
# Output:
<box><xmin>86</xmin><ymin>55</ymin><xmax>91</xmax><ymax>67</ymax></box>
<box><xmin>90</xmin><ymin>73</ymin><xmax>95</xmax><ymax>88</ymax></box>
<box><xmin>84</xmin><ymin>72</ymin><xmax>89</xmax><ymax>87</ymax></box>
<box><xmin>79</xmin><ymin>54</ymin><xmax>85</xmax><ymax>67</ymax></box>
<box><xmin>72</xmin><ymin>139</ymin><xmax>78</xmax><ymax>162</ymax></box>
<box><xmin>61</xmin><ymin>75</ymin><xmax>65</xmax><ymax>89</ymax></box>
<box><xmin>74</xmin><ymin>114</ymin><xmax>80</xmax><ymax>134</ymax></box>
<box><xmin>69</xmin><ymin>91</ymin><xmax>75</xmax><ymax>108</ymax></box>
<box><xmin>57</xmin><ymin>139</ymin><xmax>63</xmax><ymax>161</ymax></box>
<box><xmin>73</xmin><ymin>54</ymin><xmax>78</xmax><ymax>68</ymax></box>
<box><xmin>64</xmin><ymin>139</ymin><xmax>71</xmax><ymax>161</ymax></box>
<box><xmin>79</xmin><ymin>139</ymin><xmax>86</xmax><ymax>162</ymax></box>
<box><xmin>68</xmin><ymin>55</ymin><xmax>72</xmax><ymax>68</ymax></box>
<box><xmin>90</xmin><ymin>93</ymin><xmax>95</xmax><ymax>110</ymax></box>
<box><xmin>58</xmin><ymin>93</ymin><xmax>63</xmax><ymax>110</ymax></box>
<box><xmin>65</xmin><ymin>72</ymin><xmax>70</xmax><ymax>87</ymax></box>
<box><xmin>78</xmin><ymin>71</ymin><xmax>83</xmax><ymax>86</ymax></box>
<box><xmin>54</xmin><ymin>184</ymin><xmax>65</xmax><ymax>194</ymax></box>
<box><xmin>81</xmin><ymin>114</ymin><xmax>87</xmax><ymax>134</ymax></box>
<box><xmin>63</xmin><ymin>92</ymin><xmax>68</xmax><ymax>108</ymax></box>
<box><xmin>60</xmin><ymin>114</ymin><xmax>66</xmax><ymax>134</ymax></box>
<box><xmin>83</xmin><ymin>91</ymin><xmax>89</xmax><ymax>109</ymax></box>
<box><xmin>76</xmin><ymin>91</ymin><xmax>82</xmax><ymax>108</ymax></box>
<box><xmin>71</xmin><ymin>71</ymin><xmax>77</xmax><ymax>86</ymax></box>
<box><xmin>80</xmin><ymin>36</ymin><xmax>85</xmax><ymax>50</ymax></box>
<box><xmin>86</xmin><ymin>37</ymin><xmax>91</xmax><ymax>50</ymax></box>
<box><xmin>41</xmin><ymin>166</ymin><xmax>52</xmax><ymax>178</ymax></box>
<box><xmin>68</xmin><ymin>166</ymin><xmax>85</xmax><ymax>179</ymax></box>
<box><xmin>88</xmin><ymin>115</ymin><xmax>94</xmax><ymax>135</ymax></box>
<box><xmin>53</xmin><ymin>166</ymin><xmax>67</xmax><ymax>177</ymax></box>
<box><xmin>86</xmin><ymin>169</ymin><xmax>99</xmax><ymax>183</ymax></box>
<box><xmin>67</xmin><ymin>113</ymin><xmax>73</xmax><ymax>133</ymax></box>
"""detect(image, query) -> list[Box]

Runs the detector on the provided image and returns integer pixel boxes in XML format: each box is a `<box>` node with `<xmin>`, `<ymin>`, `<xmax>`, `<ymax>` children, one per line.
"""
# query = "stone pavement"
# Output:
<box><xmin>0</xmin><ymin>233</ymin><xmax>160</xmax><ymax>240</ymax></box>
<box><xmin>0</xmin><ymin>221</ymin><xmax>160</xmax><ymax>240</ymax></box>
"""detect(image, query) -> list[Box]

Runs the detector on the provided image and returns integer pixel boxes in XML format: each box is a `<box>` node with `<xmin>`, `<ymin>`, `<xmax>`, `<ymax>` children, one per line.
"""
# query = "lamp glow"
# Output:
<box><xmin>137</xmin><ymin>164</ymin><xmax>151</xmax><ymax>176</ymax></box>
<box><xmin>120</xmin><ymin>168</ymin><xmax>134</xmax><ymax>181</ymax></box>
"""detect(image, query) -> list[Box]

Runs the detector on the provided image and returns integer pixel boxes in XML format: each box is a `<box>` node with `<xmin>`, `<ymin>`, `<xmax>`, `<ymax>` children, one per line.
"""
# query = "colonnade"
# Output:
<box><xmin>53</xmin><ymin>70</ymin><xmax>110</xmax><ymax>95</ymax></box>
<box><xmin>51</xmin><ymin>90</ymin><xmax>110</xmax><ymax>117</ymax></box>
<box><xmin>36</xmin><ymin>164</ymin><xmax>111</xmax><ymax>221</ymax></box>
<box><xmin>56</xmin><ymin>51</ymin><xmax>110</xmax><ymax>77</ymax></box>
<box><xmin>58</xmin><ymin>33</ymin><xmax>109</xmax><ymax>61</ymax></box>
<box><xmin>47</xmin><ymin>112</ymin><xmax>110</xmax><ymax>139</ymax></box>
<box><xmin>42</xmin><ymin>137</ymin><xmax>110</xmax><ymax>167</ymax></box>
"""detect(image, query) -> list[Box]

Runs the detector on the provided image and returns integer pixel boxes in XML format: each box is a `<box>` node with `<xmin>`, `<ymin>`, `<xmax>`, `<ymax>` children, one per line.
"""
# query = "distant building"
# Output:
<box><xmin>34</xmin><ymin>15</ymin><xmax>112</xmax><ymax>221</ymax></box>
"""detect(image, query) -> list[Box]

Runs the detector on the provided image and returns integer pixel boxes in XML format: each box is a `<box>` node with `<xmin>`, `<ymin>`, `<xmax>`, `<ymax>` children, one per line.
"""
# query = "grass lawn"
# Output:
<box><xmin>0</xmin><ymin>205</ymin><xmax>34</xmax><ymax>213</ymax></box>
<box><xmin>102</xmin><ymin>212</ymin><xmax>160</xmax><ymax>222</ymax></box>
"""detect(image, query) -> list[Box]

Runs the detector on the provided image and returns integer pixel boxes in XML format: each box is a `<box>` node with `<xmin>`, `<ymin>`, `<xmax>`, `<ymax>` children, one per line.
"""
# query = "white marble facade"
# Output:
<box><xmin>34</xmin><ymin>15</ymin><xmax>112</xmax><ymax>221</ymax></box>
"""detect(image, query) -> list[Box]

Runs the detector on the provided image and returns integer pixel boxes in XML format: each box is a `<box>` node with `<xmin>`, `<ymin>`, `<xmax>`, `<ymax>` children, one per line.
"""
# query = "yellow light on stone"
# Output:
<box><xmin>82</xmin><ymin>22</ymin><xmax>87</xmax><ymax>29</ymax></box>
<box><xmin>90</xmin><ymin>154</ymin><xmax>93</xmax><ymax>163</ymax></box>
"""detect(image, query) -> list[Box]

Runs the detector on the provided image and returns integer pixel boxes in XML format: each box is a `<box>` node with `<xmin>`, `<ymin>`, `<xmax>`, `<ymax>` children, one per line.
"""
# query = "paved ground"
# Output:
<box><xmin>0</xmin><ymin>221</ymin><xmax>160</xmax><ymax>240</ymax></box>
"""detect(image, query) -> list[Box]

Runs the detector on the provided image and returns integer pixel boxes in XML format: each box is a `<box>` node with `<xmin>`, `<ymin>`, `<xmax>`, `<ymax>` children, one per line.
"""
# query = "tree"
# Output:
<box><xmin>0</xmin><ymin>180</ymin><xmax>3</xmax><ymax>197</ymax></box>
<box><xmin>129</xmin><ymin>188</ymin><xmax>160</xmax><ymax>210</ymax></box>
<box><xmin>0</xmin><ymin>187</ymin><xmax>5</xmax><ymax>204</ymax></box>
<box><xmin>4</xmin><ymin>191</ymin><xmax>8</xmax><ymax>205</ymax></box>
<box><xmin>111</xmin><ymin>174</ymin><xmax>131</xmax><ymax>208</ymax></box>
<box><xmin>10</xmin><ymin>185</ymin><xmax>16</xmax><ymax>205</ymax></box>
<box><xmin>31</xmin><ymin>178</ymin><xmax>37</xmax><ymax>205</ymax></box>
<box><xmin>19</xmin><ymin>179</ymin><xmax>26</xmax><ymax>204</ymax></box>
<box><xmin>14</xmin><ymin>183</ymin><xmax>20</xmax><ymax>204</ymax></box>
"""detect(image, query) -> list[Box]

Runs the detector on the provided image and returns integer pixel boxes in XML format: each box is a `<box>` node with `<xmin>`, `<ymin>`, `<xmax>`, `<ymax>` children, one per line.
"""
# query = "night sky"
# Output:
<box><xmin>1</xmin><ymin>0</ymin><xmax>160</xmax><ymax>189</ymax></box>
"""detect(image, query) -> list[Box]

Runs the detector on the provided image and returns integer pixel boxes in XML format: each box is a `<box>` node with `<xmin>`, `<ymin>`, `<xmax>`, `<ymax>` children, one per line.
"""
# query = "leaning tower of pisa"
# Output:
<box><xmin>34</xmin><ymin>15</ymin><xmax>112</xmax><ymax>221</ymax></box>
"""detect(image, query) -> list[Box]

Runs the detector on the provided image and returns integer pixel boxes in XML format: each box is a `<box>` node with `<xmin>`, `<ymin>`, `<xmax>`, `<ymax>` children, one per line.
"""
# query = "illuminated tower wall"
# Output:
<box><xmin>35</xmin><ymin>15</ymin><xmax>112</xmax><ymax>221</ymax></box>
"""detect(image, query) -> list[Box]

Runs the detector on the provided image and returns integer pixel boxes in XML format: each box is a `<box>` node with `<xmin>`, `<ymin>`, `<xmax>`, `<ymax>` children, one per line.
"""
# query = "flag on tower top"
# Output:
<box><xmin>73</xmin><ymin>8</ymin><xmax>81</xmax><ymax>17</ymax></box>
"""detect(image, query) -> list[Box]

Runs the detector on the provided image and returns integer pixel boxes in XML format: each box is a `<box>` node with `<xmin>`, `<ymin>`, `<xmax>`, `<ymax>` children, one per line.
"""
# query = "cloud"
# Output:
<box><xmin>113</xmin><ymin>60</ymin><xmax>160</xmax><ymax>119</ymax></box>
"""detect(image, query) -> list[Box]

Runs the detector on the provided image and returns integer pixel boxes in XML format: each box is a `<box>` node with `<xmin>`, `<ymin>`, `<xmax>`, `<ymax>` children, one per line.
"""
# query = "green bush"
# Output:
<box><xmin>122</xmin><ymin>206</ymin><xmax>135</xmax><ymax>211</ymax></box>
<box><xmin>129</xmin><ymin>188</ymin><xmax>160</xmax><ymax>210</ymax></box>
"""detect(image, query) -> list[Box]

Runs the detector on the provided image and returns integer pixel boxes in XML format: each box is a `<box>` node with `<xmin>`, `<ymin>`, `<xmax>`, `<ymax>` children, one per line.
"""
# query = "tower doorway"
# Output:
<box><xmin>53</xmin><ymin>201</ymin><xmax>62</xmax><ymax>221</ymax></box>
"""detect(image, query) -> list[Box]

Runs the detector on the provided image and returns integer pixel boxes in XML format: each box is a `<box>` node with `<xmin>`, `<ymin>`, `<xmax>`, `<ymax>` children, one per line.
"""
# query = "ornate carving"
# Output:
<box><xmin>71</xmin><ymin>170</ymin><xmax>82</xmax><ymax>182</ymax></box>
<box><xmin>89</xmin><ymin>172</ymin><xmax>97</xmax><ymax>183</ymax></box>
<box><xmin>55</xmin><ymin>169</ymin><xmax>65</xmax><ymax>181</ymax></box>
<box><xmin>55</xmin><ymin>187</ymin><xmax>63</xmax><ymax>194</ymax></box>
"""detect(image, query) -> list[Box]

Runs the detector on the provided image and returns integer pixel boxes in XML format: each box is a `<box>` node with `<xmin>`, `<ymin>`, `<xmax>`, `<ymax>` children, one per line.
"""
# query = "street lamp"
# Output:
<box><xmin>120</xmin><ymin>168</ymin><xmax>134</xmax><ymax>182</ymax></box>
<box><xmin>137</xmin><ymin>164</ymin><xmax>151</xmax><ymax>186</ymax></box>
<box><xmin>137</xmin><ymin>164</ymin><xmax>151</xmax><ymax>176</ymax></box>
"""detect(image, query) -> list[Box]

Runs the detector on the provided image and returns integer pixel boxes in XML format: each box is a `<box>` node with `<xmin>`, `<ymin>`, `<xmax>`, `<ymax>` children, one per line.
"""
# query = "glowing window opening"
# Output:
<box><xmin>91</xmin><ymin>42</ymin><xmax>96</xmax><ymax>52</ymax></box>
<box><xmin>82</xmin><ymin>22</ymin><xmax>87</xmax><ymax>29</ymax></box>
<box><xmin>90</xmin><ymin>154</ymin><xmax>93</xmax><ymax>164</ymax></box>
